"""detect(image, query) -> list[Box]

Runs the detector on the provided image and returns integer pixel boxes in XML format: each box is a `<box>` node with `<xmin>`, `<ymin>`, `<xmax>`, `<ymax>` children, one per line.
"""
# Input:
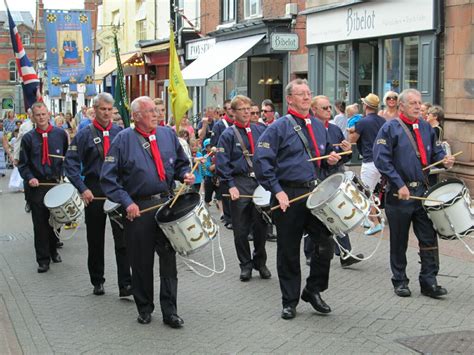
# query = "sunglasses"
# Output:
<box><xmin>387</xmin><ymin>96</ymin><xmax>398</xmax><ymax>100</ymax></box>
<box><xmin>250</xmin><ymin>111</ymin><xmax>259</xmax><ymax>115</ymax></box>
<box><xmin>319</xmin><ymin>105</ymin><xmax>332</xmax><ymax>110</ymax></box>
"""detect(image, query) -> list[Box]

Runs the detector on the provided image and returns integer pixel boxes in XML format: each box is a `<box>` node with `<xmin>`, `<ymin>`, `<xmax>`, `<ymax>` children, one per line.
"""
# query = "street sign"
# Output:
<box><xmin>271</xmin><ymin>33</ymin><xmax>299</xmax><ymax>51</ymax></box>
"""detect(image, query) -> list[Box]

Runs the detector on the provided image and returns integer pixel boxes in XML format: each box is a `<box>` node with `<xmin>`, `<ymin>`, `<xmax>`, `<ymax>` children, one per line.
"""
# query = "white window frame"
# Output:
<box><xmin>244</xmin><ymin>0</ymin><xmax>262</xmax><ymax>19</ymax></box>
<box><xmin>221</xmin><ymin>0</ymin><xmax>236</xmax><ymax>23</ymax></box>
<box><xmin>8</xmin><ymin>61</ymin><xmax>17</xmax><ymax>82</ymax></box>
<box><xmin>136</xmin><ymin>19</ymin><xmax>146</xmax><ymax>41</ymax></box>
<box><xmin>22</xmin><ymin>32</ymin><xmax>31</xmax><ymax>46</ymax></box>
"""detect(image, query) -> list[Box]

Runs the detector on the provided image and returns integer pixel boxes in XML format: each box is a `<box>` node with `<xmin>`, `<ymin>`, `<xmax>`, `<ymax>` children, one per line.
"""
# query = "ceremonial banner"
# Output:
<box><xmin>44</xmin><ymin>10</ymin><xmax>96</xmax><ymax>97</ymax></box>
<box><xmin>5</xmin><ymin>2</ymin><xmax>41</xmax><ymax>110</ymax></box>
<box><xmin>169</xmin><ymin>25</ymin><xmax>192</xmax><ymax>128</ymax></box>
<box><xmin>113</xmin><ymin>34</ymin><xmax>130</xmax><ymax>127</ymax></box>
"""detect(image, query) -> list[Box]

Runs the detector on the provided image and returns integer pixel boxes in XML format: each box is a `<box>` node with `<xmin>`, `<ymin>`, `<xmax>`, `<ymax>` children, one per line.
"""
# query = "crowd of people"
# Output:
<box><xmin>4</xmin><ymin>78</ymin><xmax>457</xmax><ymax>328</ymax></box>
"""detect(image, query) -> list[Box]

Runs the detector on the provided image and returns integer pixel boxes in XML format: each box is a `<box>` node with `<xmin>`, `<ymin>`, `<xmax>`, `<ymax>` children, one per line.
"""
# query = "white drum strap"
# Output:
<box><xmin>177</xmin><ymin>229</ymin><xmax>226</xmax><ymax>278</ymax></box>
<box><xmin>49</xmin><ymin>214</ymin><xmax>84</xmax><ymax>241</ymax></box>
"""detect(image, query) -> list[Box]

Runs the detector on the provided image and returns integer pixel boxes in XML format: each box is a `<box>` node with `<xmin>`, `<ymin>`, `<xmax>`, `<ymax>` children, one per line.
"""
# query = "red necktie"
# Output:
<box><xmin>223</xmin><ymin>115</ymin><xmax>234</xmax><ymax>126</ymax></box>
<box><xmin>399</xmin><ymin>113</ymin><xmax>428</xmax><ymax>166</ymax></box>
<box><xmin>93</xmin><ymin>119</ymin><xmax>112</xmax><ymax>157</ymax></box>
<box><xmin>135</xmin><ymin>127</ymin><xmax>166</xmax><ymax>181</ymax></box>
<box><xmin>234</xmin><ymin>121</ymin><xmax>254</xmax><ymax>154</ymax></box>
<box><xmin>159</xmin><ymin>121</ymin><xmax>165</xmax><ymax>126</ymax></box>
<box><xmin>288</xmin><ymin>109</ymin><xmax>321</xmax><ymax>167</ymax></box>
<box><xmin>324</xmin><ymin>121</ymin><xmax>329</xmax><ymax>129</ymax></box>
<box><xmin>35</xmin><ymin>125</ymin><xmax>53</xmax><ymax>166</ymax></box>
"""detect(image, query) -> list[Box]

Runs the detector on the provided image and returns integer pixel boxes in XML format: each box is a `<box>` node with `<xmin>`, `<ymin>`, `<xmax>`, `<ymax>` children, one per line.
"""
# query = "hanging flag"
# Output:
<box><xmin>5</xmin><ymin>2</ymin><xmax>42</xmax><ymax>110</ymax></box>
<box><xmin>168</xmin><ymin>24</ymin><xmax>192</xmax><ymax>129</ymax></box>
<box><xmin>113</xmin><ymin>34</ymin><xmax>130</xmax><ymax>127</ymax></box>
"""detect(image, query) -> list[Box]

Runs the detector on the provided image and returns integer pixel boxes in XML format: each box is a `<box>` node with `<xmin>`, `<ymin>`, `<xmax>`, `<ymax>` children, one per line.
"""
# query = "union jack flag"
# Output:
<box><xmin>6</xmin><ymin>4</ymin><xmax>42</xmax><ymax>110</ymax></box>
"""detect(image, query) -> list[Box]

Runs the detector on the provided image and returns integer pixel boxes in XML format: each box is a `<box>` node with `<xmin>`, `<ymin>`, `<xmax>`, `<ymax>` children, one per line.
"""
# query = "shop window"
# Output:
<box><xmin>136</xmin><ymin>20</ymin><xmax>146</xmax><ymax>41</ymax></box>
<box><xmin>244</xmin><ymin>0</ymin><xmax>262</xmax><ymax>19</ymax></box>
<box><xmin>337</xmin><ymin>44</ymin><xmax>349</xmax><ymax>103</ymax></box>
<box><xmin>403</xmin><ymin>36</ymin><xmax>419</xmax><ymax>89</ymax></box>
<box><xmin>322</xmin><ymin>45</ymin><xmax>335</xmax><ymax>100</ymax></box>
<box><xmin>22</xmin><ymin>32</ymin><xmax>31</xmax><ymax>46</ymax></box>
<box><xmin>383</xmin><ymin>38</ymin><xmax>401</xmax><ymax>93</ymax></box>
<box><xmin>8</xmin><ymin>61</ymin><xmax>17</xmax><ymax>82</ymax></box>
<box><xmin>221</xmin><ymin>0</ymin><xmax>236</xmax><ymax>23</ymax></box>
<box><xmin>225</xmin><ymin>58</ymin><xmax>247</xmax><ymax>99</ymax></box>
<box><xmin>111</xmin><ymin>10</ymin><xmax>120</xmax><ymax>26</ymax></box>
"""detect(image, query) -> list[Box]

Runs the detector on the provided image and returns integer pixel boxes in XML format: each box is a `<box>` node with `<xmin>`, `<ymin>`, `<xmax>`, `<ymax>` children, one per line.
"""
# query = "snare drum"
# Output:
<box><xmin>103</xmin><ymin>199</ymin><xmax>123</xmax><ymax>229</ymax></box>
<box><xmin>306</xmin><ymin>173</ymin><xmax>371</xmax><ymax>235</ymax></box>
<box><xmin>344</xmin><ymin>171</ymin><xmax>372</xmax><ymax>199</ymax></box>
<box><xmin>44</xmin><ymin>183</ymin><xmax>84</xmax><ymax>224</ymax></box>
<box><xmin>252</xmin><ymin>185</ymin><xmax>272</xmax><ymax>224</ymax></box>
<box><xmin>155</xmin><ymin>192</ymin><xmax>218</xmax><ymax>256</ymax></box>
<box><xmin>423</xmin><ymin>178</ymin><xmax>474</xmax><ymax>239</ymax></box>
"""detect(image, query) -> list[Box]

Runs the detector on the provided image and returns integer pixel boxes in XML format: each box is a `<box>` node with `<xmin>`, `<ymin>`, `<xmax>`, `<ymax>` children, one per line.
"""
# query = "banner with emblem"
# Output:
<box><xmin>44</xmin><ymin>10</ymin><xmax>96</xmax><ymax>98</ymax></box>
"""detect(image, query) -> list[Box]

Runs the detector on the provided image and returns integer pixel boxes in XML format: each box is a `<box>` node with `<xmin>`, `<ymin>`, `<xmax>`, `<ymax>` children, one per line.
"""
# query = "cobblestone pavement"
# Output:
<box><xmin>0</xmin><ymin>171</ymin><xmax>473</xmax><ymax>354</ymax></box>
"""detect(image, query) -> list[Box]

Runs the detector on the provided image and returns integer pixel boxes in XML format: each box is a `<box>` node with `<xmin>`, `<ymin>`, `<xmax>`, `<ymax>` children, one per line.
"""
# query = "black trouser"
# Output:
<box><xmin>219</xmin><ymin>181</ymin><xmax>232</xmax><ymax>224</ymax></box>
<box><xmin>84</xmin><ymin>181</ymin><xmax>131</xmax><ymax>289</ymax></box>
<box><xmin>304</xmin><ymin>233</ymin><xmax>351</xmax><ymax>258</ymax></box>
<box><xmin>28</xmin><ymin>185</ymin><xmax>57</xmax><ymax>266</ymax></box>
<box><xmin>124</xmin><ymin>198</ymin><xmax>177</xmax><ymax>317</ymax></box>
<box><xmin>273</xmin><ymin>185</ymin><xmax>334</xmax><ymax>308</ymax></box>
<box><xmin>385</xmin><ymin>186</ymin><xmax>440</xmax><ymax>288</ymax></box>
<box><xmin>229</xmin><ymin>176</ymin><xmax>267</xmax><ymax>270</ymax></box>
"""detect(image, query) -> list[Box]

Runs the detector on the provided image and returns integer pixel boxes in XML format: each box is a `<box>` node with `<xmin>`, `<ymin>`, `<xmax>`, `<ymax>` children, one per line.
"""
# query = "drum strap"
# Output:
<box><xmin>133</xmin><ymin>129</ymin><xmax>153</xmax><ymax>160</ymax></box>
<box><xmin>232</xmin><ymin>125</ymin><xmax>254</xmax><ymax>171</ymax></box>
<box><xmin>287</xmin><ymin>116</ymin><xmax>314</xmax><ymax>160</ymax></box>
<box><xmin>89</xmin><ymin>124</ymin><xmax>105</xmax><ymax>160</ymax></box>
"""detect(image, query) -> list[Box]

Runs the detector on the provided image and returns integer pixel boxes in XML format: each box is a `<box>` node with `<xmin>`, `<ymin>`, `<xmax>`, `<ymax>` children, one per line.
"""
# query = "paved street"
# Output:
<box><xmin>0</xmin><ymin>171</ymin><xmax>473</xmax><ymax>354</ymax></box>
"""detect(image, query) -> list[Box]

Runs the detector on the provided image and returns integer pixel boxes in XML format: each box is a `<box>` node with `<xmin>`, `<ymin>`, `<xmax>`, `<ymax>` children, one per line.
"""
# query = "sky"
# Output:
<box><xmin>0</xmin><ymin>0</ymin><xmax>85</xmax><ymax>17</ymax></box>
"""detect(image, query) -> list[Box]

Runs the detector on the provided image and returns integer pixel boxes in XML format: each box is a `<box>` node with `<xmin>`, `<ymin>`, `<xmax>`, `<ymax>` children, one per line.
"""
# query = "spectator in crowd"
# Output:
<box><xmin>427</xmin><ymin>105</ymin><xmax>444</xmax><ymax>141</ymax></box>
<box><xmin>173</xmin><ymin>113</ymin><xmax>194</xmax><ymax>137</ymax></box>
<box><xmin>378</xmin><ymin>91</ymin><xmax>399</xmax><ymax>120</ymax></box>
<box><xmin>261</xmin><ymin>100</ymin><xmax>276</xmax><ymax>125</ymax></box>
<box><xmin>333</xmin><ymin>100</ymin><xmax>348</xmax><ymax>138</ymax></box>
<box><xmin>420</xmin><ymin>102</ymin><xmax>432</xmax><ymax>121</ymax></box>
<box><xmin>74</xmin><ymin>105</ymin><xmax>87</xmax><ymax>126</ymax></box>
<box><xmin>346</xmin><ymin>104</ymin><xmax>362</xmax><ymax>129</ymax></box>
<box><xmin>78</xmin><ymin>107</ymin><xmax>96</xmax><ymax>130</ymax></box>
<box><xmin>177</xmin><ymin>129</ymin><xmax>193</xmax><ymax>167</ymax></box>
<box><xmin>153</xmin><ymin>98</ymin><xmax>167</xmax><ymax>126</ymax></box>
<box><xmin>202</xmin><ymin>138</ymin><xmax>223</xmax><ymax>219</ymax></box>
<box><xmin>197</xmin><ymin>106</ymin><xmax>218</xmax><ymax>141</ymax></box>
<box><xmin>250</xmin><ymin>102</ymin><xmax>260</xmax><ymax>124</ymax></box>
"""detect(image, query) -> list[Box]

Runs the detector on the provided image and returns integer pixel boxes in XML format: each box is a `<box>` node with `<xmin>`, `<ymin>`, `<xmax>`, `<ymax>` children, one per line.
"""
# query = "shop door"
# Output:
<box><xmin>355</xmin><ymin>42</ymin><xmax>378</xmax><ymax>102</ymax></box>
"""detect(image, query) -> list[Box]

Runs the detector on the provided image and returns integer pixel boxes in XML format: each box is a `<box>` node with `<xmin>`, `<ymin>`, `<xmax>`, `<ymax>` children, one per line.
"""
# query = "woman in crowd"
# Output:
<box><xmin>421</xmin><ymin>102</ymin><xmax>432</xmax><ymax>121</ymax></box>
<box><xmin>427</xmin><ymin>105</ymin><xmax>444</xmax><ymax>141</ymax></box>
<box><xmin>378</xmin><ymin>91</ymin><xmax>399</xmax><ymax>120</ymax></box>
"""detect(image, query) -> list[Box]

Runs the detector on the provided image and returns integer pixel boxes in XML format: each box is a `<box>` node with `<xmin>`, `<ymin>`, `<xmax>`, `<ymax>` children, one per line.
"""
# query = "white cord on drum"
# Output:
<box><xmin>177</xmin><ymin>227</ymin><xmax>226</xmax><ymax>277</ymax></box>
<box><xmin>49</xmin><ymin>213</ymin><xmax>84</xmax><ymax>241</ymax></box>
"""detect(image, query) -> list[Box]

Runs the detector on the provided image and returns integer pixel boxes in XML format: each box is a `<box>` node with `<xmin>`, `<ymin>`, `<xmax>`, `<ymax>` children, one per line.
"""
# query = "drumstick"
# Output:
<box><xmin>222</xmin><ymin>194</ymin><xmax>256</xmax><ymax>198</ymax></box>
<box><xmin>270</xmin><ymin>191</ymin><xmax>314</xmax><ymax>212</ymax></box>
<box><xmin>307</xmin><ymin>150</ymin><xmax>352</xmax><ymax>162</ymax></box>
<box><xmin>393</xmin><ymin>194</ymin><xmax>443</xmax><ymax>204</ymax></box>
<box><xmin>332</xmin><ymin>143</ymin><xmax>356</xmax><ymax>146</ymax></box>
<box><xmin>93</xmin><ymin>197</ymin><xmax>107</xmax><ymax>200</ymax></box>
<box><xmin>169</xmin><ymin>158</ymin><xmax>202</xmax><ymax>208</ymax></box>
<box><xmin>48</xmin><ymin>154</ymin><xmax>65</xmax><ymax>160</ymax></box>
<box><xmin>422</xmin><ymin>151</ymin><xmax>463</xmax><ymax>171</ymax></box>
<box><xmin>139</xmin><ymin>202</ymin><xmax>166</xmax><ymax>214</ymax></box>
<box><xmin>38</xmin><ymin>182</ymin><xmax>59</xmax><ymax>186</ymax></box>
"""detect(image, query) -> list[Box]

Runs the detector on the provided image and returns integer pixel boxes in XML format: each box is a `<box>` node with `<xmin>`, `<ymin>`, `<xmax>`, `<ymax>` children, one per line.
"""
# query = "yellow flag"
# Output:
<box><xmin>168</xmin><ymin>26</ymin><xmax>192</xmax><ymax>128</ymax></box>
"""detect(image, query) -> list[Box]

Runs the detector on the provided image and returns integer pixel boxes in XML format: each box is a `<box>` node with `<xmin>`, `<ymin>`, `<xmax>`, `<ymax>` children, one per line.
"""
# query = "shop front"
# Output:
<box><xmin>304</xmin><ymin>0</ymin><xmax>441</xmax><ymax>106</ymax></box>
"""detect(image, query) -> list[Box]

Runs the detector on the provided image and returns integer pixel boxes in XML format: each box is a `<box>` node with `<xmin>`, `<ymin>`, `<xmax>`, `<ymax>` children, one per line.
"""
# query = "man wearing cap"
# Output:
<box><xmin>348</xmin><ymin>93</ymin><xmax>386</xmax><ymax>235</ymax></box>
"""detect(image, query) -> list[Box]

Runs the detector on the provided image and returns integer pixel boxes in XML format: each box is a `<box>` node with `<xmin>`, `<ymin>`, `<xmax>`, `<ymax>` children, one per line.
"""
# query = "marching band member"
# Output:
<box><xmin>254</xmin><ymin>79</ymin><xmax>341</xmax><ymax>319</ymax></box>
<box><xmin>216</xmin><ymin>95</ymin><xmax>271</xmax><ymax>282</ymax></box>
<box><xmin>18</xmin><ymin>102</ymin><xmax>68</xmax><ymax>273</ymax></box>
<box><xmin>64</xmin><ymin>93</ymin><xmax>132</xmax><ymax>297</ymax></box>
<box><xmin>373</xmin><ymin>89</ymin><xmax>455</xmax><ymax>299</ymax></box>
<box><xmin>100</xmin><ymin>96</ymin><xmax>194</xmax><ymax>327</ymax></box>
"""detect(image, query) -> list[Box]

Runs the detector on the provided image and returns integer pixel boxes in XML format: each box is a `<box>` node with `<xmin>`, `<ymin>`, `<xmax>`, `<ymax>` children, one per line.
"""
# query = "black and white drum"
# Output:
<box><xmin>423</xmin><ymin>178</ymin><xmax>474</xmax><ymax>240</ymax></box>
<box><xmin>103</xmin><ymin>199</ymin><xmax>123</xmax><ymax>229</ymax></box>
<box><xmin>344</xmin><ymin>170</ymin><xmax>372</xmax><ymax>199</ymax></box>
<box><xmin>44</xmin><ymin>183</ymin><xmax>84</xmax><ymax>225</ymax></box>
<box><xmin>252</xmin><ymin>185</ymin><xmax>272</xmax><ymax>224</ymax></box>
<box><xmin>155</xmin><ymin>192</ymin><xmax>218</xmax><ymax>256</ymax></box>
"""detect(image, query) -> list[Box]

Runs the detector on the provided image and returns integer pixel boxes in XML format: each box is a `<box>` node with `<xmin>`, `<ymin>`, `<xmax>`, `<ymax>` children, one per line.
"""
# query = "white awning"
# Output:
<box><xmin>182</xmin><ymin>34</ymin><xmax>265</xmax><ymax>86</ymax></box>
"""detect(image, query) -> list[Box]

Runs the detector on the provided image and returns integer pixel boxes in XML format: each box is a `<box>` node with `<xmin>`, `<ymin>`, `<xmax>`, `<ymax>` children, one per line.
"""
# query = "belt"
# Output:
<box><xmin>280</xmin><ymin>180</ymin><xmax>318</xmax><ymax>189</ymax></box>
<box><xmin>134</xmin><ymin>192</ymin><xmax>170</xmax><ymax>201</ymax></box>
<box><xmin>38</xmin><ymin>178</ymin><xmax>59</xmax><ymax>184</ymax></box>
<box><xmin>405</xmin><ymin>181</ymin><xmax>423</xmax><ymax>188</ymax></box>
<box><xmin>234</xmin><ymin>172</ymin><xmax>256</xmax><ymax>179</ymax></box>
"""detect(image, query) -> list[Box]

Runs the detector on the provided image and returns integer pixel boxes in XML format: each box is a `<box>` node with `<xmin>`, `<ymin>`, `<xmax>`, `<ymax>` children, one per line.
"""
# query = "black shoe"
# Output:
<box><xmin>137</xmin><ymin>313</ymin><xmax>151</xmax><ymax>324</ymax></box>
<box><xmin>281</xmin><ymin>306</ymin><xmax>296</xmax><ymax>320</ymax></box>
<box><xmin>119</xmin><ymin>285</ymin><xmax>133</xmax><ymax>298</ymax></box>
<box><xmin>266</xmin><ymin>233</ymin><xmax>277</xmax><ymax>242</ymax></box>
<box><xmin>51</xmin><ymin>253</ymin><xmax>62</xmax><ymax>263</ymax></box>
<box><xmin>240</xmin><ymin>268</ymin><xmax>252</xmax><ymax>281</ymax></box>
<box><xmin>421</xmin><ymin>284</ymin><xmax>448</xmax><ymax>298</ymax></box>
<box><xmin>257</xmin><ymin>265</ymin><xmax>271</xmax><ymax>279</ymax></box>
<box><xmin>306</xmin><ymin>257</ymin><xmax>311</xmax><ymax>266</ymax></box>
<box><xmin>25</xmin><ymin>202</ymin><xmax>31</xmax><ymax>213</ymax></box>
<box><xmin>340</xmin><ymin>254</ymin><xmax>363</xmax><ymax>268</ymax></box>
<box><xmin>93</xmin><ymin>283</ymin><xmax>105</xmax><ymax>295</ymax></box>
<box><xmin>248</xmin><ymin>233</ymin><xmax>254</xmax><ymax>241</ymax></box>
<box><xmin>163</xmin><ymin>314</ymin><xmax>184</xmax><ymax>328</ymax></box>
<box><xmin>224</xmin><ymin>223</ymin><xmax>233</xmax><ymax>230</ymax></box>
<box><xmin>37</xmin><ymin>264</ymin><xmax>49</xmax><ymax>273</ymax></box>
<box><xmin>301</xmin><ymin>288</ymin><xmax>331</xmax><ymax>313</ymax></box>
<box><xmin>56</xmin><ymin>241</ymin><xmax>64</xmax><ymax>249</ymax></box>
<box><xmin>394</xmin><ymin>284</ymin><xmax>411</xmax><ymax>297</ymax></box>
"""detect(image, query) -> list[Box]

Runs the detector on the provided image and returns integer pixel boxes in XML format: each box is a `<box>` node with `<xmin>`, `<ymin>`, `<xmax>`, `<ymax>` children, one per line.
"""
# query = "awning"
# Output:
<box><xmin>182</xmin><ymin>34</ymin><xmax>265</xmax><ymax>86</ymax></box>
<box><xmin>94</xmin><ymin>52</ymin><xmax>138</xmax><ymax>81</ymax></box>
<box><xmin>141</xmin><ymin>42</ymin><xmax>169</xmax><ymax>54</ymax></box>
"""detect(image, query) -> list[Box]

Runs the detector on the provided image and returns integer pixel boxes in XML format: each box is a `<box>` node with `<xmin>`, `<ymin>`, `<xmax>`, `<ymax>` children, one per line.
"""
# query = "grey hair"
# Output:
<box><xmin>398</xmin><ymin>89</ymin><xmax>421</xmax><ymax>105</ymax></box>
<box><xmin>92</xmin><ymin>92</ymin><xmax>114</xmax><ymax>107</ymax></box>
<box><xmin>131</xmin><ymin>96</ymin><xmax>153</xmax><ymax>113</ymax></box>
<box><xmin>31</xmin><ymin>101</ymin><xmax>48</xmax><ymax>112</ymax></box>
<box><xmin>285</xmin><ymin>78</ymin><xmax>309</xmax><ymax>96</ymax></box>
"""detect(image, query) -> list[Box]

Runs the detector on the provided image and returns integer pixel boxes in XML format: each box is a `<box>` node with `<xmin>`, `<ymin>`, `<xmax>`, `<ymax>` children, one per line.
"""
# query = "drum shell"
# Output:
<box><xmin>306</xmin><ymin>173</ymin><xmax>370</xmax><ymax>235</ymax></box>
<box><xmin>155</xmin><ymin>194</ymin><xmax>218</xmax><ymax>256</ymax></box>
<box><xmin>423</xmin><ymin>179</ymin><xmax>474</xmax><ymax>239</ymax></box>
<box><xmin>44</xmin><ymin>183</ymin><xmax>84</xmax><ymax>224</ymax></box>
<box><xmin>253</xmin><ymin>185</ymin><xmax>272</xmax><ymax>224</ymax></box>
<box><xmin>103</xmin><ymin>200</ymin><xmax>123</xmax><ymax>227</ymax></box>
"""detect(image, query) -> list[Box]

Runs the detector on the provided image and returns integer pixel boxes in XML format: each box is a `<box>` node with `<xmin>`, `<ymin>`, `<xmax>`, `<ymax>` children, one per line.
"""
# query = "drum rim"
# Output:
<box><xmin>155</xmin><ymin>192</ymin><xmax>204</xmax><ymax>225</ymax></box>
<box><xmin>44</xmin><ymin>183</ymin><xmax>76</xmax><ymax>208</ymax></box>
<box><xmin>306</xmin><ymin>173</ymin><xmax>345</xmax><ymax>209</ymax></box>
<box><xmin>423</xmin><ymin>178</ymin><xmax>466</xmax><ymax>209</ymax></box>
<box><xmin>253</xmin><ymin>185</ymin><xmax>271</xmax><ymax>207</ymax></box>
<box><xmin>103</xmin><ymin>199</ymin><xmax>120</xmax><ymax>212</ymax></box>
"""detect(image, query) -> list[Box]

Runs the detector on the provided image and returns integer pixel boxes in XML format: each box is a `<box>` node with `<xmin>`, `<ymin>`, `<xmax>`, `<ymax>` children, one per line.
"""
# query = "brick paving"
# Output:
<box><xmin>0</xmin><ymin>171</ymin><xmax>473</xmax><ymax>354</ymax></box>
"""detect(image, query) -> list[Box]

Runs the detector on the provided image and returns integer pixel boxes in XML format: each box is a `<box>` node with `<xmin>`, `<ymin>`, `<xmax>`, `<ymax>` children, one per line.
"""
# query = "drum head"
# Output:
<box><xmin>307</xmin><ymin>173</ymin><xmax>344</xmax><ymax>209</ymax></box>
<box><xmin>156</xmin><ymin>192</ymin><xmax>200</xmax><ymax>223</ymax></box>
<box><xmin>253</xmin><ymin>185</ymin><xmax>271</xmax><ymax>207</ymax></box>
<box><xmin>44</xmin><ymin>183</ymin><xmax>75</xmax><ymax>208</ymax></box>
<box><xmin>424</xmin><ymin>179</ymin><xmax>465</xmax><ymax>207</ymax></box>
<box><xmin>104</xmin><ymin>199</ymin><xmax>120</xmax><ymax>213</ymax></box>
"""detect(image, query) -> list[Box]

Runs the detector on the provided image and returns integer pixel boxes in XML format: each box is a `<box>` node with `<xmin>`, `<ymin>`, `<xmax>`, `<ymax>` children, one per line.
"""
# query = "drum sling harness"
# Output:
<box><xmin>89</xmin><ymin>124</ymin><xmax>105</xmax><ymax>160</ymax></box>
<box><xmin>287</xmin><ymin>115</ymin><xmax>315</xmax><ymax>161</ymax></box>
<box><xmin>231</xmin><ymin>125</ymin><xmax>254</xmax><ymax>173</ymax></box>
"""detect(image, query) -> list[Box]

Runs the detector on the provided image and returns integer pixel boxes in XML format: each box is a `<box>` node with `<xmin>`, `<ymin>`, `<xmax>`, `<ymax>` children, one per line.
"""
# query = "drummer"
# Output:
<box><xmin>18</xmin><ymin>102</ymin><xmax>69</xmax><ymax>273</ymax></box>
<box><xmin>308</xmin><ymin>95</ymin><xmax>364</xmax><ymax>268</ymax></box>
<box><xmin>100</xmin><ymin>96</ymin><xmax>194</xmax><ymax>328</ymax></box>
<box><xmin>64</xmin><ymin>92</ymin><xmax>132</xmax><ymax>297</ymax></box>
<box><xmin>373</xmin><ymin>88</ymin><xmax>455</xmax><ymax>299</ymax></box>
<box><xmin>215</xmin><ymin>95</ymin><xmax>271</xmax><ymax>282</ymax></box>
<box><xmin>254</xmin><ymin>79</ymin><xmax>341</xmax><ymax>319</ymax></box>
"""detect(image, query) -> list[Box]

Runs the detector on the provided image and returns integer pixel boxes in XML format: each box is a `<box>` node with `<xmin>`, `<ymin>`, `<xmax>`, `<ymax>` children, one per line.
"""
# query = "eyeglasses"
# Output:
<box><xmin>319</xmin><ymin>105</ymin><xmax>332</xmax><ymax>111</ymax></box>
<box><xmin>290</xmin><ymin>91</ymin><xmax>313</xmax><ymax>98</ymax></box>
<box><xmin>235</xmin><ymin>107</ymin><xmax>251</xmax><ymax>111</ymax></box>
<box><xmin>261</xmin><ymin>109</ymin><xmax>273</xmax><ymax>113</ymax></box>
<box><xmin>387</xmin><ymin>96</ymin><xmax>398</xmax><ymax>101</ymax></box>
<box><xmin>250</xmin><ymin>111</ymin><xmax>259</xmax><ymax>115</ymax></box>
<box><xmin>138</xmin><ymin>109</ymin><xmax>158</xmax><ymax>115</ymax></box>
